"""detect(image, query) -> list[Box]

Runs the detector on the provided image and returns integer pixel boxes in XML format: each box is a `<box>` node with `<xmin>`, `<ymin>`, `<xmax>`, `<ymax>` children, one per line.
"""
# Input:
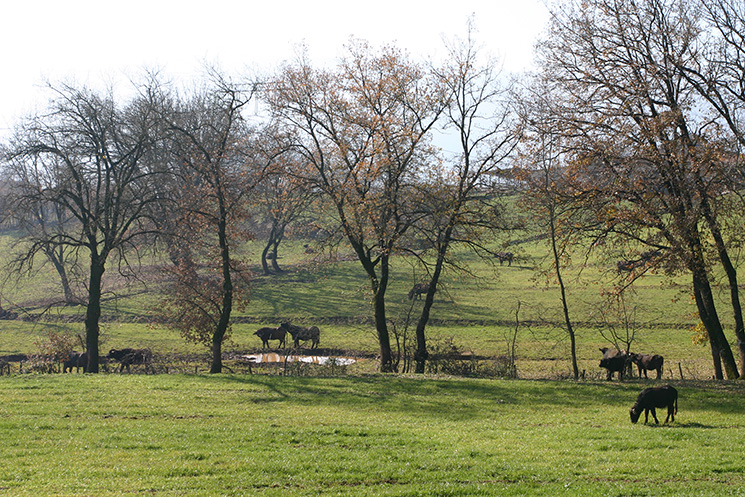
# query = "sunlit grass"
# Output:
<box><xmin>0</xmin><ymin>374</ymin><xmax>742</xmax><ymax>496</ymax></box>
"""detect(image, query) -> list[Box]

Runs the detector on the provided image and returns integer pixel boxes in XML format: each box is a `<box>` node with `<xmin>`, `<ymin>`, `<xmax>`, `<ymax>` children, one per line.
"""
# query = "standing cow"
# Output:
<box><xmin>599</xmin><ymin>347</ymin><xmax>629</xmax><ymax>381</ymax></box>
<box><xmin>408</xmin><ymin>283</ymin><xmax>429</xmax><ymax>300</ymax></box>
<box><xmin>107</xmin><ymin>348</ymin><xmax>153</xmax><ymax>373</ymax></box>
<box><xmin>253</xmin><ymin>326</ymin><xmax>286</xmax><ymax>349</ymax></box>
<box><xmin>629</xmin><ymin>352</ymin><xmax>664</xmax><ymax>379</ymax></box>
<box><xmin>279</xmin><ymin>322</ymin><xmax>320</xmax><ymax>349</ymax></box>
<box><xmin>630</xmin><ymin>385</ymin><xmax>678</xmax><ymax>424</ymax></box>
<box><xmin>63</xmin><ymin>351</ymin><xmax>88</xmax><ymax>373</ymax></box>
<box><xmin>495</xmin><ymin>252</ymin><xmax>514</xmax><ymax>266</ymax></box>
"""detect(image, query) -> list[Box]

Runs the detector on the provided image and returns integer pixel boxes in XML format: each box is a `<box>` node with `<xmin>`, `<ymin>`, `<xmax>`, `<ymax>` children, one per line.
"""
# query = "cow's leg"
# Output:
<box><xmin>665</xmin><ymin>404</ymin><xmax>674</xmax><ymax>423</ymax></box>
<box><xmin>650</xmin><ymin>407</ymin><xmax>659</xmax><ymax>424</ymax></box>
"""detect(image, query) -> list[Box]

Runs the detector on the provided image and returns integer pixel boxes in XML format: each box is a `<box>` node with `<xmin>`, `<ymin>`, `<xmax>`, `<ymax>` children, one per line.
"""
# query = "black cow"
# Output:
<box><xmin>63</xmin><ymin>351</ymin><xmax>88</xmax><ymax>373</ymax></box>
<box><xmin>279</xmin><ymin>322</ymin><xmax>320</xmax><ymax>349</ymax></box>
<box><xmin>107</xmin><ymin>348</ymin><xmax>153</xmax><ymax>373</ymax></box>
<box><xmin>599</xmin><ymin>347</ymin><xmax>629</xmax><ymax>381</ymax></box>
<box><xmin>408</xmin><ymin>283</ymin><xmax>430</xmax><ymax>300</ymax></box>
<box><xmin>254</xmin><ymin>326</ymin><xmax>286</xmax><ymax>349</ymax></box>
<box><xmin>616</xmin><ymin>260</ymin><xmax>636</xmax><ymax>272</ymax></box>
<box><xmin>616</xmin><ymin>250</ymin><xmax>662</xmax><ymax>273</ymax></box>
<box><xmin>629</xmin><ymin>352</ymin><xmax>664</xmax><ymax>379</ymax></box>
<box><xmin>496</xmin><ymin>252</ymin><xmax>514</xmax><ymax>266</ymax></box>
<box><xmin>630</xmin><ymin>385</ymin><xmax>678</xmax><ymax>424</ymax></box>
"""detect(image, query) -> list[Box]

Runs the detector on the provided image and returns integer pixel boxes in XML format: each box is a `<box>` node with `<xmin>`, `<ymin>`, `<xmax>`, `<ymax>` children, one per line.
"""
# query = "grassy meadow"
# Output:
<box><xmin>1</xmin><ymin>374</ymin><xmax>744</xmax><ymax>496</ymax></box>
<box><xmin>0</xmin><ymin>230</ymin><xmax>716</xmax><ymax>379</ymax></box>
<box><xmin>0</xmin><ymin>221</ymin><xmax>742</xmax><ymax>495</ymax></box>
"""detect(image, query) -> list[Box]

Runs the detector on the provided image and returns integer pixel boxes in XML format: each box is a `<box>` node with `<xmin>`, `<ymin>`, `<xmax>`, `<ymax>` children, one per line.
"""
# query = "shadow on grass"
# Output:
<box><xmin>208</xmin><ymin>375</ymin><xmax>655</xmax><ymax>421</ymax></box>
<box><xmin>206</xmin><ymin>374</ymin><xmax>745</xmax><ymax>427</ymax></box>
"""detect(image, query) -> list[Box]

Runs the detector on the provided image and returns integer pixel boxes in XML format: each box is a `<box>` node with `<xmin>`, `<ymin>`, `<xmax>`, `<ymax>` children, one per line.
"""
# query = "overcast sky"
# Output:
<box><xmin>0</xmin><ymin>0</ymin><xmax>549</xmax><ymax>136</ymax></box>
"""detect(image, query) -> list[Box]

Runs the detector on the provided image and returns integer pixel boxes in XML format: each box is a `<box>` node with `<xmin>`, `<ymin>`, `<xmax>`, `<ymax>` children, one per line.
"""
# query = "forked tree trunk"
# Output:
<box><xmin>692</xmin><ymin>268</ymin><xmax>738</xmax><ymax>379</ymax></box>
<box><xmin>702</xmin><ymin>202</ymin><xmax>745</xmax><ymax>375</ymax></box>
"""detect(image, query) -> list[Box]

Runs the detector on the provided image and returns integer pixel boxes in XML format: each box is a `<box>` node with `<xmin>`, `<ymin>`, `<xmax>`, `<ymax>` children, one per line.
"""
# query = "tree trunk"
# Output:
<box><xmin>413</xmin><ymin>238</ymin><xmax>450</xmax><ymax>374</ymax></box>
<box><xmin>702</xmin><ymin>203</ymin><xmax>745</xmax><ymax>375</ymax></box>
<box><xmin>48</xmin><ymin>248</ymin><xmax>77</xmax><ymax>305</ymax></box>
<box><xmin>261</xmin><ymin>242</ymin><xmax>273</xmax><ymax>275</ymax></box>
<box><xmin>270</xmin><ymin>241</ymin><xmax>282</xmax><ymax>273</ymax></box>
<box><xmin>85</xmin><ymin>252</ymin><xmax>105</xmax><ymax>373</ymax></box>
<box><xmin>374</xmin><ymin>255</ymin><xmax>394</xmax><ymax>372</ymax></box>
<box><xmin>211</xmin><ymin>214</ymin><xmax>233</xmax><ymax>374</ymax></box>
<box><xmin>549</xmin><ymin>212</ymin><xmax>579</xmax><ymax>380</ymax></box>
<box><xmin>691</xmin><ymin>262</ymin><xmax>739</xmax><ymax>379</ymax></box>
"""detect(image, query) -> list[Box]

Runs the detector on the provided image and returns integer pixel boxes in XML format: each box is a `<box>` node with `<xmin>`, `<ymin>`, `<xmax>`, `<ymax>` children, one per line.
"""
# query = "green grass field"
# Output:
<box><xmin>0</xmin><ymin>228</ymin><xmax>741</xmax><ymax>495</ymax></box>
<box><xmin>0</xmin><ymin>234</ymin><xmax>717</xmax><ymax>379</ymax></box>
<box><xmin>0</xmin><ymin>375</ymin><xmax>743</xmax><ymax>496</ymax></box>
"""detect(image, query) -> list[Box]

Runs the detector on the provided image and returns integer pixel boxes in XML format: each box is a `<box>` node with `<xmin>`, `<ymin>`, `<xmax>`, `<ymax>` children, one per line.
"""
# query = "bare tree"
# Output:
<box><xmin>536</xmin><ymin>0</ymin><xmax>739</xmax><ymax>378</ymax></box>
<box><xmin>155</xmin><ymin>70</ymin><xmax>259</xmax><ymax>373</ymax></box>
<box><xmin>253</xmin><ymin>144</ymin><xmax>317</xmax><ymax>275</ymax></box>
<box><xmin>4</xmin><ymin>191</ymin><xmax>82</xmax><ymax>305</ymax></box>
<box><xmin>515</xmin><ymin>89</ymin><xmax>585</xmax><ymax>379</ymax></box>
<box><xmin>406</xmin><ymin>26</ymin><xmax>520</xmax><ymax>373</ymax></box>
<box><xmin>2</xmin><ymin>81</ymin><xmax>163</xmax><ymax>372</ymax></box>
<box><xmin>268</xmin><ymin>41</ymin><xmax>444</xmax><ymax>372</ymax></box>
<box><xmin>676</xmin><ymin>0</ymin><xmax>745</xmax><ymax>371</ymax></box>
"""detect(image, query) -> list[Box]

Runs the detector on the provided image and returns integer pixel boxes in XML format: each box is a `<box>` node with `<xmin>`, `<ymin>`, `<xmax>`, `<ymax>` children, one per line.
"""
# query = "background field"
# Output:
<box><xmin>0</xmin><ymin>228</ymin><xmax>718</xmax><ymax>379</ymax></box>
<box><xmin>0</xmin><ymin>223</ymin><xmax>742</xmax><ymax>496</ymax></box>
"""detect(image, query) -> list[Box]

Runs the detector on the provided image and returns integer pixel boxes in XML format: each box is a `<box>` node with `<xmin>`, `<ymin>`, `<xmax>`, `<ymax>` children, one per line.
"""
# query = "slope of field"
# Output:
<box><xmin>0</xmin><ymin>228</ymin><xmax>723</xmax><ymax>379</ymax></box>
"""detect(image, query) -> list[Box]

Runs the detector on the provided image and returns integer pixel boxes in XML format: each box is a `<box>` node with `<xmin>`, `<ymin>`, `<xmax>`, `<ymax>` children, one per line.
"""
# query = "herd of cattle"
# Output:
<box><xmin>253</xmin><ymin>322</ymin><xmax>321</xmax><ymax>349</ymax></box>
<box><xmin>599</xmin><ymin>347</ymin><xmax>664</xmax><ymax>380</ymax></box>
<box><xmin>597</xmin><ymin>347</ymin><xmax>678</xmax><ymax>424</ymax></box>
<box><xmin>62</xmin><ymin>348</ymin><xmax>154</xmax><ymax>373</ymax></box>
<box><xmin>0</xmin><ymin>348</ymin><xmax>156</xmax><ymax>375</ymax></box>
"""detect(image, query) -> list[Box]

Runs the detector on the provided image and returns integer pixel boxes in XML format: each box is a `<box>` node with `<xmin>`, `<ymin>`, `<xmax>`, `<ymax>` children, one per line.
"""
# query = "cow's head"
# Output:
<box><xmin>629</xmin><ymin>407</ymin><xmax>642</xmax><ymax>424</ymax></box>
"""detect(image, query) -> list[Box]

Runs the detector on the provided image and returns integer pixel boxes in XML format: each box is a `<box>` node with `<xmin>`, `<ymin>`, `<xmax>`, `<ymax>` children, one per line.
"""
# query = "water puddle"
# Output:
<box><xmin>241</xmin><ymin>353</ymin><xmax>356</xmax><ymax>366</ymax></box>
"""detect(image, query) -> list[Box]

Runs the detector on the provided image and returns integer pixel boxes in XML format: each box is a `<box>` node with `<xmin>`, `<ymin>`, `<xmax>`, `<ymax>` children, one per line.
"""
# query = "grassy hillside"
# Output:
<box><xmin>0</xmin><ymin>219</ymin><xmax>722</xmax><ymax>379</ymax></box>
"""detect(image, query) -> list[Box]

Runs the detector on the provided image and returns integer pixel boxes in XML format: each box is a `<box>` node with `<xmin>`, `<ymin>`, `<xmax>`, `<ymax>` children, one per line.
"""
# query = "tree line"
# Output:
<box><xmin>2</xmin><ymin>0</ymin><xmax>745</xmax><ymax>379</ymax></box>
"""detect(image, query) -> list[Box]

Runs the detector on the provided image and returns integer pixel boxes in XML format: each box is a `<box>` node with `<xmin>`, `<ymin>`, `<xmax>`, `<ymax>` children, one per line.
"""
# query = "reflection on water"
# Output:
<box><xmin>242</xmin><ymin>353</ymin><xmax>356</xmax><ymax>366</ymax></box>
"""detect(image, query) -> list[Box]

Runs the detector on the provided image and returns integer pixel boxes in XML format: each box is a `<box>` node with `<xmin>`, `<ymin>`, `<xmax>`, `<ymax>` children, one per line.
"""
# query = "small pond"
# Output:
<box><xmin>241</xmin><ymin>353</ymin><xmax>357</xmax><ymax>366</ymax></box>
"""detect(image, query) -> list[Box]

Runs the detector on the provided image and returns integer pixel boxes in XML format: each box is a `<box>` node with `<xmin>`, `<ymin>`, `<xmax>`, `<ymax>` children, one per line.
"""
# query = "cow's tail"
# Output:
<box><xmin>674</xmin><ymin>392</ymin><xmax>678</xmax><ymax>415</ymax></box>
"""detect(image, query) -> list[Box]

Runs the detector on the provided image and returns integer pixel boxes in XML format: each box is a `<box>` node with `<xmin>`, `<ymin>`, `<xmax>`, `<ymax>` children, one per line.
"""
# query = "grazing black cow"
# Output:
<box><xmin>630</xmin><ymin>385</ymin><xmax>678</xmax><ymax>424</ymax></box>
<box><xmin>408</xmin><ymin>283</ymin><xmax>430</xmax><ymax>300</ymax></box>
<box><xmin>629</xmin><ymin>352</ymin><xmax>664</xmax><ymax>379</ymax></box>
<box><xmin>616</xmin><ymin>260</ymin><xmax>636</xmax><ymax>272</ymax></box>
<box><xmin>616</xmin><ymin>250</ymin><xmax>662</xmax><ymax>273</ymax></box>
<box><xmin>107</xmin><ymin>348</ymin><xmax>153</xmax><ymax>373</ymax></box>
<box><xmin>279</xmin><ymin>322</ymin><xmax>320</xmax><ymax>349</ymax></box>
<box><xmin>496</xmin><ymin>252</ymin><xmax>514</xmax><ymax>266</ymax></box>
<box><xmin>254</xmin><ymin>326</ymin><xmax>286</xmax><ymax>349</ymax></box>
<box><xmin>63</xmin><ymin>351</ymin><xmax>88</xmax><ymax>373</ymax></box>
<box><xmin>599</xmin><ymin>347</ymin><xmax>629</xmax><ymax>381</ymax></box>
